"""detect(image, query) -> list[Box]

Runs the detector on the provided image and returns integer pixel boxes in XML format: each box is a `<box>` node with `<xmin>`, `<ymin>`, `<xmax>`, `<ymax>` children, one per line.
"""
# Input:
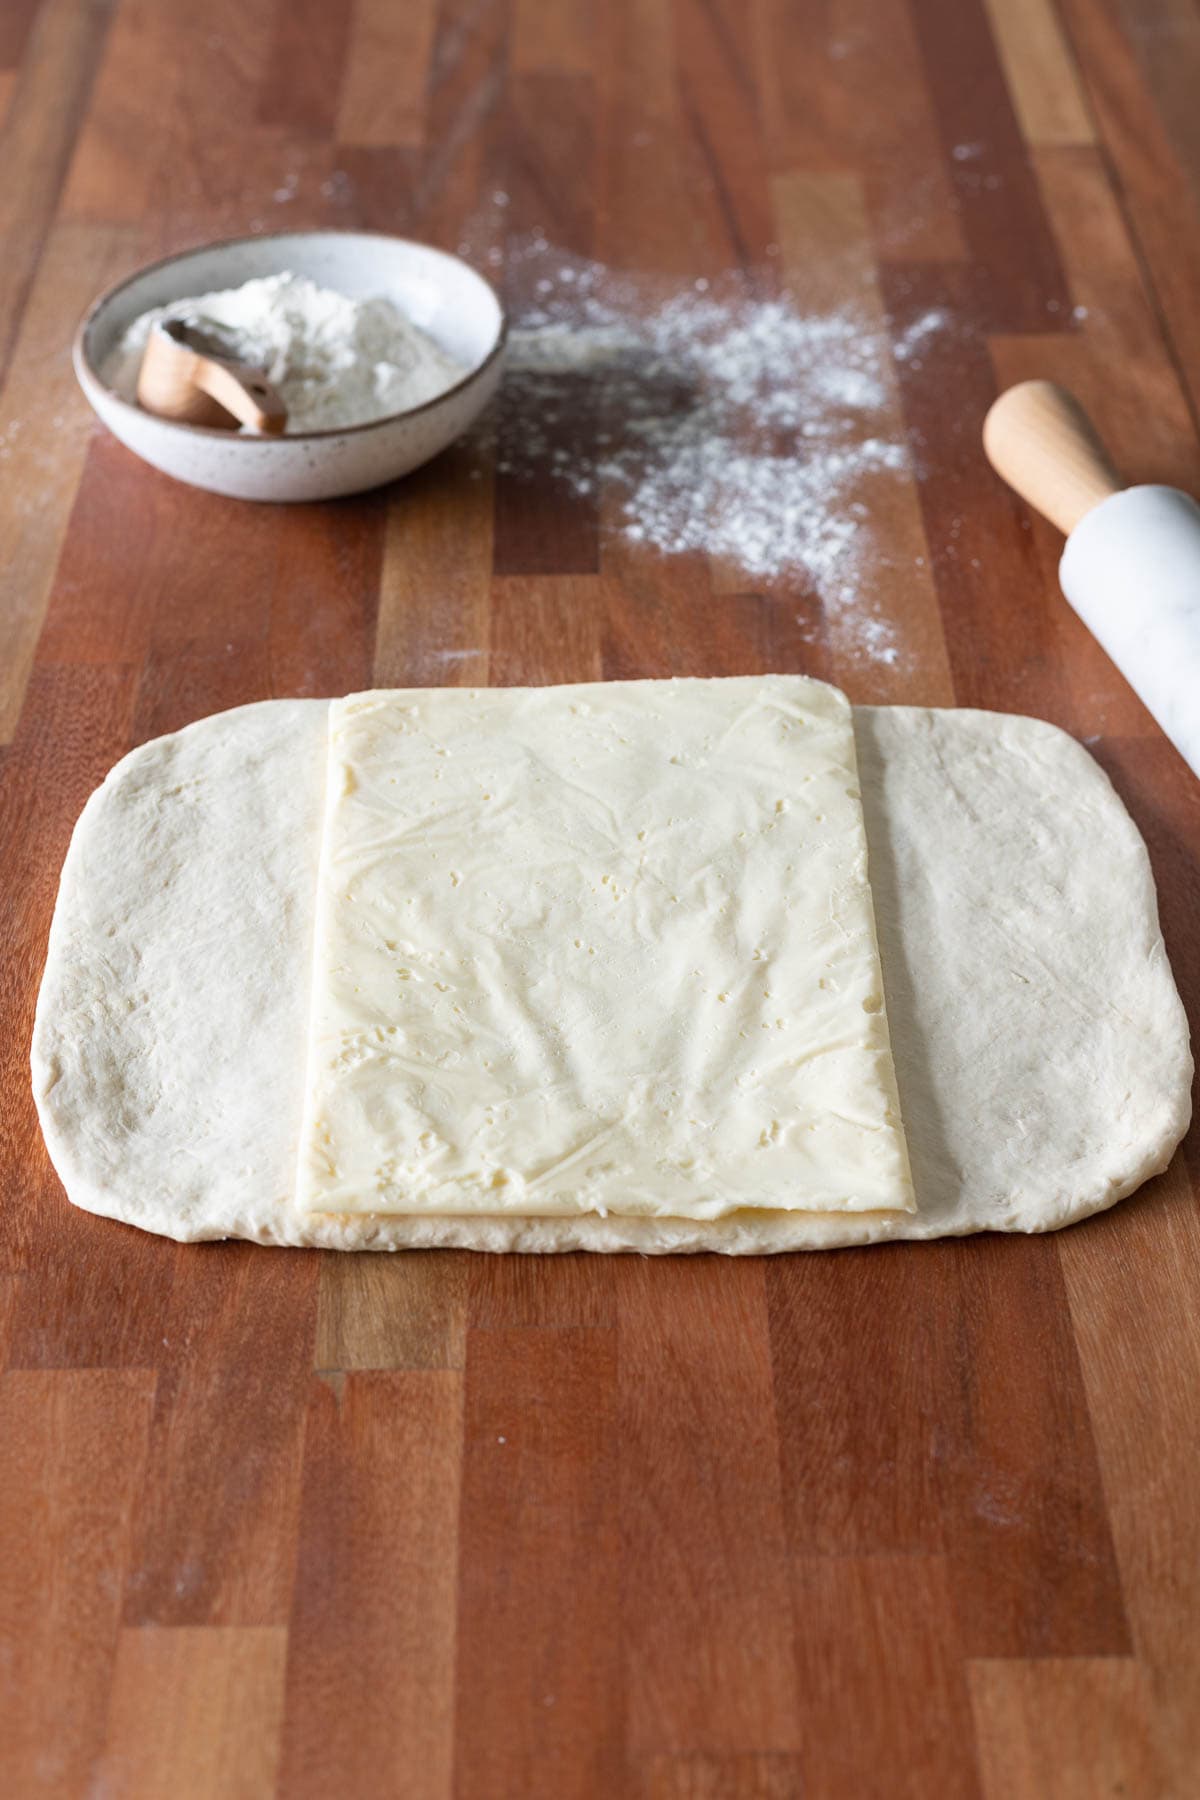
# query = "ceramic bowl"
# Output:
<box><xmin>73</xmin><ymin>231</ymin><xmax>507</xmax><ymax>502</ymax></box>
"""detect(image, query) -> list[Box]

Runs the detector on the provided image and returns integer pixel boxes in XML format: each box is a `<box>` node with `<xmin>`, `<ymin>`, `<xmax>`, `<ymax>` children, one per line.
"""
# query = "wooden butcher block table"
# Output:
<box><xmin>1</xmin><ymin>1</ymin><xmax>1198</xmax><ymax>1796</ymax></box>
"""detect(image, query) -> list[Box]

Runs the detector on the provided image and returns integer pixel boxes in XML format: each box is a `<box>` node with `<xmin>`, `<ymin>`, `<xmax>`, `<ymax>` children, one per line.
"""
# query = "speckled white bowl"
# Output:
<box><xmin>73</xmin><ymin>231</ymin><xmax>507</xmax><ymax>502</ymax></box>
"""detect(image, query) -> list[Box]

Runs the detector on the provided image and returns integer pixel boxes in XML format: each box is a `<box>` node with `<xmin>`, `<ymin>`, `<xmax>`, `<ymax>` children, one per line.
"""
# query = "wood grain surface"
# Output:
<box><xmin>1</xmin><ymin>1</ymin><xmax>1198</xmax><ymax>1795</ymax></box>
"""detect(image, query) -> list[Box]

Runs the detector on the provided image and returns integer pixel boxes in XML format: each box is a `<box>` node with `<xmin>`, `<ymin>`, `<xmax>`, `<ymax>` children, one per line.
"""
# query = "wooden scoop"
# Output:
<box><xmin>136</xmin><ymin>317</ymin><xmax>288</xmax><ymax>433</ymax></box>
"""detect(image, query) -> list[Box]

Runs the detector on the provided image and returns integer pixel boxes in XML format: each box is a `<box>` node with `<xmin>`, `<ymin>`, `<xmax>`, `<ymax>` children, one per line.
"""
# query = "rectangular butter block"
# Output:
<box><xmin>297</xmin><ymin>677</ymin><xmax>915</xmax><ymax>1219</ymax></box>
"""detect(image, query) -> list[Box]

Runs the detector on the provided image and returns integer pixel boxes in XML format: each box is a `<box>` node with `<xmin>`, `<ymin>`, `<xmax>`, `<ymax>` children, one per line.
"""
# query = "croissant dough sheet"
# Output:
<box><xmin>298</xmin><ymin>680</ymin><xmax>914</xmax><ymax>1220</ymax></box>
<box><xmin>31</xmin><ymin>698</ymin><xmax>1191</xmax><ymax>1252</ymax></box>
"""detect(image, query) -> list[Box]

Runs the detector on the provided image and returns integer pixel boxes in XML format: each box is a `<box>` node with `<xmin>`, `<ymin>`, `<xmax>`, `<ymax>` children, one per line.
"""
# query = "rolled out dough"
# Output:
<box><xmin>30</xmin><ymin>699</ymin><xmax>1191</xmax><ymax>1252</ymax></box>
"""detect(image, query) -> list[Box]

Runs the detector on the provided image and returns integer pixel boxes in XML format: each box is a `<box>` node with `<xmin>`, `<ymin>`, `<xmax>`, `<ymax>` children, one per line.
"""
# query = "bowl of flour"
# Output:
<box><xmin>74</xmin><ymin>232</ymin><xmax>507</xmax><ymax>502</ymax></box>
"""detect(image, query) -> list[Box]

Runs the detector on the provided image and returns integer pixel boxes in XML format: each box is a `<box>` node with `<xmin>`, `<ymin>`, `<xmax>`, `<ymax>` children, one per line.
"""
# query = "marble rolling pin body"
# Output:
<box><xmin>984</xmin><ymin>380</ymin><xmax>1200</xmax><ymax>777</ymax></box>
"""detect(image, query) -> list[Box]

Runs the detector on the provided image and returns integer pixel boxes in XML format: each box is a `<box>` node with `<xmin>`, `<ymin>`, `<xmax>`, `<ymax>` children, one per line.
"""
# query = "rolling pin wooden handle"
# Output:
<box><xmin>191</xmin><ymin>358</ymin><xmax>288</xmax><ymax>435</ymax></box>
<box><xmin>983</xmin><ymin>380</ymin><xmax>1123</xmax><ymax>537</ymax></box>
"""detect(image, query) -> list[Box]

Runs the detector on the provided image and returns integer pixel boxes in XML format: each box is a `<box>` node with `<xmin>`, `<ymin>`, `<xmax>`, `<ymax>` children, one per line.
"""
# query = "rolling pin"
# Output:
<box><xmin>984</xmin><ymin>380</ymin><xmax>1200</xmax><ymax>777</ymax></box>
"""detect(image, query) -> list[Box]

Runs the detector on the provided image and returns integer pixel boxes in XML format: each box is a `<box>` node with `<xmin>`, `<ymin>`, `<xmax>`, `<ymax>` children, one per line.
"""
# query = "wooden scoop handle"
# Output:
<box><xmin>136</xmin><ymin>320</ymin><xmax>288</xmax><ymax>434</ymax></box>
<box><xmin>983</xmin><ymin>380</ymin><xmax>1123</xmax><ymax>537</ymax></box>
<box><xmin>190</xmin><ymin>357</ymin><xmax>288</xmax><ymax>434</ymax></box>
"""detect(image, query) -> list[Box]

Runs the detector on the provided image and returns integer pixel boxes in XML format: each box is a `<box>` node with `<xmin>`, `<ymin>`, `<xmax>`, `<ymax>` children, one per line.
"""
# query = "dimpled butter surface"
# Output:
<box><xmin>296</xmin><ymin>677</ymin><xmax>915</xmax><ymax>1220</ymax></box>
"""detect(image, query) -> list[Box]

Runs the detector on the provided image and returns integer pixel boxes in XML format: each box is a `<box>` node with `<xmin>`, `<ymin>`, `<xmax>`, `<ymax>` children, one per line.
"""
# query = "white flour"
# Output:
<box><xmin>489</xmin><ymin>245</ymin><xmax>947</xmax><ymax>661</ymax></box>
<box><xmin>107</xmin><ymin>273</ymin><xmax>466</xmax><ymax>432</ymax></box>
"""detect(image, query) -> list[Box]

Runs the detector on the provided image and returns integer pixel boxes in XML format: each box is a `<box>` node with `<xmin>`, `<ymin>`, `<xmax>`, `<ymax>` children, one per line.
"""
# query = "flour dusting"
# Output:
<box><xmin>492</xmin><ymin>247</ymin><xmax>945</xmax><ymax>656</ymax></box>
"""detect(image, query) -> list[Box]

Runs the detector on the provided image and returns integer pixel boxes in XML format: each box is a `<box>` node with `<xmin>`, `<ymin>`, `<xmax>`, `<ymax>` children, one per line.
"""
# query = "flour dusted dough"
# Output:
<box><xmin>298</xmin><ymin>681</ymin><xmax>913</xmax><ymax>1220</ymax></box>
<box><xmin>31</xmin><ymin>699</ymin><xmax>1191</xmax><ymax>1251</ymax></box>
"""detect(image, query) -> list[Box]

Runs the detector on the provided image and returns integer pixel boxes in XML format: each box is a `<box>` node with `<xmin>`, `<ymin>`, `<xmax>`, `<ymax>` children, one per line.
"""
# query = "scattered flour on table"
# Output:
<box><xmin>105</xmin><ymin>272</ymin><xmax>467</xmax><ymax>432</ymax></box>
<box><xmin>101</xmin><ymin>246</ymin><xmax>949</xmax><ymax>666</ymax></box>
<box><xmin>488</xmin><ymin>245</ymin><xmax>948</xmax><ymax>663</ymax></box>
